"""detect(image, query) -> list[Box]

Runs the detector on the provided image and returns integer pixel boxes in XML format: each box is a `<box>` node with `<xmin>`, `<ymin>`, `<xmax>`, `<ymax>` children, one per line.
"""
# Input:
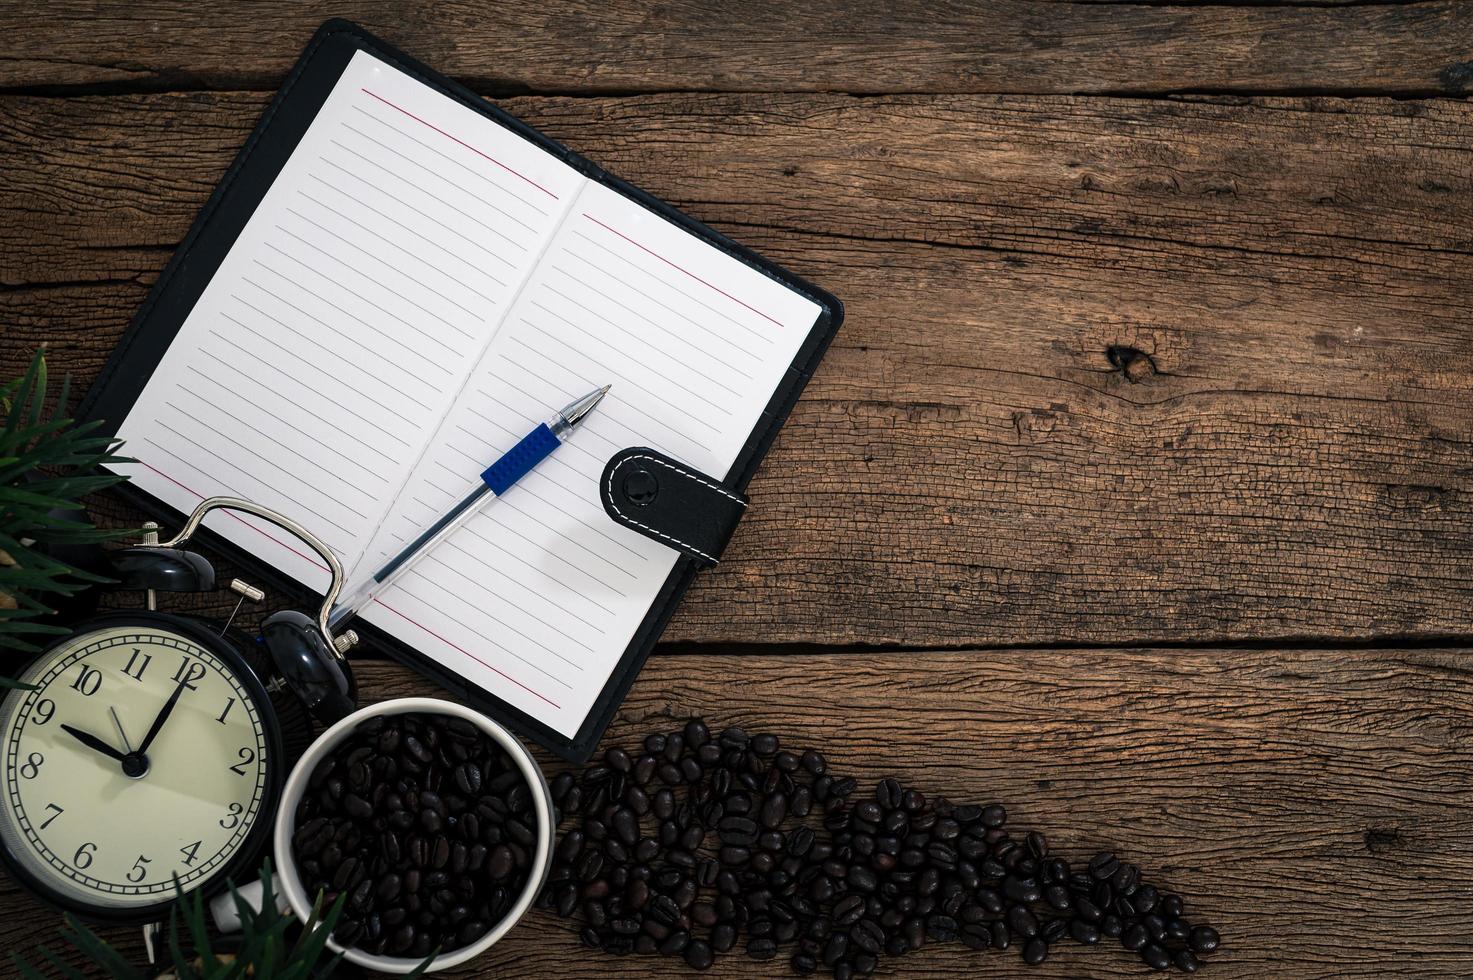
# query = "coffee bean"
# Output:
<box><xmin>1070</xmin><ymin>918</ymin><xmax>1101</xmax><ymax>945</ymax></box>
<box><xmin>718</xmin><ymin>815</ymin><xmax>758</xmax><ymax>846</ymax></box>
<box><xmin>850</xmin><ymin>918</ymin><xmax>884</xmax><ymax>954</ymax></box>
<box><xmin>684</xmin><ymin>938</ymin><xmax>714</xmax><ymax>970</ymax></box>
<box><xmin>711</xmin><ymin>922</ymin><xmax>737</xmax><ymax>953</ymax></box>
<box><xmin>342</xmin><ymin>794</ymin><xmax>372</xmax><ymax>820</ymax></box>
<box><xmin>453</xmin><ymin>762</ymin><xmax>482</xmax><ymax>795</ymax></box>
<box><xmin>457</xmin><ymin>919</ymin><xmax>488</xmax><ymax>946</ymax></box>
<box><xmin>1190</xmin><ymin>924</ymin><xmax>1221</xmax><ymax>952</ymax></box>
<box><xmin>1006</xmin><ymin>905</ymin><xmax>1039</xmax><ymax>939</ymax></box>
<box><xmin>1141</xmin><ymin>942</ymin><xmax>1171</xmax><ymax>971</ymax></box>
<box><xmin>832</xmin><ymin>894</ymin><xmax>866</xmax><ymax>927</ymax></box>
<box><xmin>959</xmin><ymin>921</ymin><xmax>990</xmax><ymax>951</ymax></box>
<box><xmin>747</xmin><ymin>936</ymin><xmax>779</xmax><ymax>959</ymax></box>
<box><xmin>1089</xmin><ymin>851</ymin><xmax>1120</xmax><ymax>879</ymax></box>
<box><xmin>925</xmin><ymin>914</ymin><xmax>958</xmax><ymax>942</ymax></box>
<box><xmin>534</xmin><ymin>721</ymin><xmax>1219</xmax><ymax>975</ymax></box>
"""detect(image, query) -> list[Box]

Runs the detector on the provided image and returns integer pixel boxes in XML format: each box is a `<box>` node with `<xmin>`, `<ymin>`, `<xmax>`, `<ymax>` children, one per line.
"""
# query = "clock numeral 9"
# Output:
<box><xmin>20</xmin><ymin>752</ymin><xmax>43</xmax><ymax>779</ymax></box>
<box><xmin>229</xmin><ymin>747</ymin><xmax>255</xmax><ymax>776</ymax></box>
<box><xmin>73</xmin><ymin>842</ymin><xmax>96</xmax><ymax>870</ymax></box>
<box><xmin>31</xmin><ymin>698</ymin><xmax>55</xmax><ymax>726</ymax></box>
<box><xmin>71</xmin><ymin>666</ymin><xmax>102</xmax><ymax>697</ymax></box>
<box><xmin>220</xmin><ymin>802</ymin><xmax>243</xmax><ymax>829</ymax></box>
<box><xmin>127</xmin><ymin>855</ymin><xmax>152</xmax><ymax>883</ymax></box>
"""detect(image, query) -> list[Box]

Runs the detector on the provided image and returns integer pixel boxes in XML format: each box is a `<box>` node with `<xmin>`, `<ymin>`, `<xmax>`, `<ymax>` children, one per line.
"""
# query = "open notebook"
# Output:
<box><xmin>85</xmin><ymin>24</ymin><xmax>840</xmax><ymax>759</ymax></box>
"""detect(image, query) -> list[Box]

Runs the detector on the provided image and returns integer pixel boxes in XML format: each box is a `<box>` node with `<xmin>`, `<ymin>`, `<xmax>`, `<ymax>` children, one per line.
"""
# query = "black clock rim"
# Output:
<box><xmin>0</xmin><ymin>611</ymin><xmax>286</xmax><ymax>925</ymax></box>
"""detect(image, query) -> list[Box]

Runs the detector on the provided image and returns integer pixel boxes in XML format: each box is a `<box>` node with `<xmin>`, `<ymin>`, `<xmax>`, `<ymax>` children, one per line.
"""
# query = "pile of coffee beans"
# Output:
<box><xmin>541</xmin><ymin>721</ymin><xmax>1221</xmax><ymax>974</ymax></box>
<box><xmin>292</xmin><ymin>712</ymin><xmax>537</xmax><ymax>958</ymax></box>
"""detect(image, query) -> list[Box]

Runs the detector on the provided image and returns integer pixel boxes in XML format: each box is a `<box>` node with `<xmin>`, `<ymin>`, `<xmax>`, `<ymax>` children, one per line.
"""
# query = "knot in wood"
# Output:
<box><xmin>1106</xmin><ymin>345</ymin><xmax>1157</xmax><ymax>383</ymax></box>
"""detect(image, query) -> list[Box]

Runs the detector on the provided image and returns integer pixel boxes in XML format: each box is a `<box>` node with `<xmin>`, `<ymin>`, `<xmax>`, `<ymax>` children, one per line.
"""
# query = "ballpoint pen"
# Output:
<box><xmin>328</xmin><ymin>384</ymin><xmax>611</xmax><ymax>630</ymax></box>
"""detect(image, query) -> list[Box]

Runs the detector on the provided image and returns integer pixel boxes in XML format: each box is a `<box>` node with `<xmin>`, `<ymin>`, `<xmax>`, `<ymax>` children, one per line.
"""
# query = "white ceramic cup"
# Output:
<box><xmin>211</xmin><ymin>697</ymin><xmax>554</xmax><ymax>973</ymax></box>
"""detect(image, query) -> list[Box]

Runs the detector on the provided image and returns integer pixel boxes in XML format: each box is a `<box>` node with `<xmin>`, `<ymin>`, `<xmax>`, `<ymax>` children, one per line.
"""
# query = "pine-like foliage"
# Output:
<box><xmin>0</xmin><ymin>348</ymin><xmax>133</xmax><ymax>653</ymax></box>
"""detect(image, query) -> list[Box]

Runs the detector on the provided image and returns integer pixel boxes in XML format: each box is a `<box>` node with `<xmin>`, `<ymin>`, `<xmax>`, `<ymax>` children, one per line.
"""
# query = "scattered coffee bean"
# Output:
<box><xmin>539</xmin><ymin>720</ymin><xmax>1221</xmax><ymax>977</ymax></box>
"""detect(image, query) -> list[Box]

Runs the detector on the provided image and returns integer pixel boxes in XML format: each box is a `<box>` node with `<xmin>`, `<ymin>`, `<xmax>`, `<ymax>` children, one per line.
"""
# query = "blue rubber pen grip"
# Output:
<box><xmin>481</xmin><ymin>423</ymin><xmax>559</xmax><ymax>495</ymax></box>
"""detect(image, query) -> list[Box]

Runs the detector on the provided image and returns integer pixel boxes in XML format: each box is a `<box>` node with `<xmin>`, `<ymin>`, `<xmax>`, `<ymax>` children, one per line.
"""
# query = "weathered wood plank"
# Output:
<box><xmin>0</xmin><ymin>1</ymin><xmax>1471</xmax><ymax>96</ymax></box>
<box><xmin>3</xmin><ymin>651</ymin><xmax>1470</xmax><ymax>977</ymax></box>
<box><xmin>2</xmin><ymin>91</ymin><xmax>1470</xmax><ymax>648</ymax></box>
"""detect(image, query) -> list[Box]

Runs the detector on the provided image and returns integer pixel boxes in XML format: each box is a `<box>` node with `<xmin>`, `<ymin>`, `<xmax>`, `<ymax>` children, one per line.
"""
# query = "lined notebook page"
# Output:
<box><xmin>356</xmin><ymin>179</ymin><xmax>820</xmax><ymax>734</ymax></box>
<box><xmin>114</xmin><ymin>51</ymin><xmax>584</xmax><ymax>590</ymax></box>
<box><xmin>112</xmin><ymin>49</ymin><xmax>824</xmax><ymax>738</ymax></box>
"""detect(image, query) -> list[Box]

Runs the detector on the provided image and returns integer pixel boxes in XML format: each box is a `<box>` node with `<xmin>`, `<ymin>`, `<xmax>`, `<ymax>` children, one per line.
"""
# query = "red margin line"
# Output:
<box><xmin>582</xmin><ymin>212</ymin><xmax>783</xmax><ymax>327</ymax></box>
<box><xmin>371</xmin><ymin>598</ymin><xmax>561</xmax><ymax>709</ymax></box>
<box><xmin>142</xmin><ymin>462</ymin><xmax>559</xmax><ymax>709</ymax></box>
<box><xmin>361</xmin><ymin>88</ymin><xmax>559</xmax><ymax>200</ymax></box>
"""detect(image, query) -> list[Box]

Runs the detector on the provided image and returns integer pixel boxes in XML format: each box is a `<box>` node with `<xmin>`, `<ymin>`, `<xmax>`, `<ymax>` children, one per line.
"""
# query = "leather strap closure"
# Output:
<box><xmin>599</xmin><ymin>448</ymin><xmax>748</xmax><ymax>567</ymax></box>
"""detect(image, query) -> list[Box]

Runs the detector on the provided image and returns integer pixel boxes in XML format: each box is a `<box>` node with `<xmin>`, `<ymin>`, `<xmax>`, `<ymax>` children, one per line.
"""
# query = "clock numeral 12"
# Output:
<box><xmin>172</xmin><ymin>656</ymin><xmax>208</xmax><ymax>691</ymax></box>
<box><xmin>121</xmin><ymin>649</ymin><xmax>152</xmax><ymax>681</ymax></box>
<box><xmin>127</xmin><ymin>855</ymin><xmax>151</xmax><ymax>883</ymax></box>
<box><xmin>71</xmin><ymin>666</ymin><xmax>102</xmax><ymax>697</ymax></box>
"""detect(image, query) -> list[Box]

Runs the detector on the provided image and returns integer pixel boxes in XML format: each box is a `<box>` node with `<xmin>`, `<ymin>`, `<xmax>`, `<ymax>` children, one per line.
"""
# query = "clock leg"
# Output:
<box><xmin>142</xmin><ymin>922</ymin><xmax>161</xmax><ymax>964</ymax></box>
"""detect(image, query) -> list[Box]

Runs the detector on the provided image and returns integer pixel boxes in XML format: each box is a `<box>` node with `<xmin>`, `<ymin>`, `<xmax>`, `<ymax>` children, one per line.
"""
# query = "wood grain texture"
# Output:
<box><xmin>2</xmin><ymin>652</ymin><xmax>1469</xmax><ymax>977</ymax></box>
<box><xmin>0</xmin><ymin>1</ymin><xmax>1472</xmax><ymax>96</ymax></box>
<box><xmin>2</xmin><ymin>91</ymin><xmax>1470</xmax><ymax>648</ymax></box>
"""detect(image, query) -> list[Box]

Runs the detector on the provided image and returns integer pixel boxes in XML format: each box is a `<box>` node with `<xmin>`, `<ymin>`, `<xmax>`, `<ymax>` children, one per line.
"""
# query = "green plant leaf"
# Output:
<box><xmin>11</xmin><ymin>955</ymin><xmax>50</xmax><ymax>980</ymax></box>
<box><xmin>0</xmin><ymin>349</ymin><xmax>135</xmax><ymax>654</ymax></box>
<box><xmin>181</xmin><ymin>875</ymin><xmax>222</xmax><ymax>974</ymax></box>
<box><xmin>58</xmin><ymin>914</ymin><xmax>144</xmax><ymax>979</ymax></box>
<box><xmin>289</xmin><ymin>889</ymin><xmax>346</xmax><ymax>970</ymax></box>
<box><xmin>36</xmin><ymin>948</ymin><xmax>90</xmax><ymax>980</ymax></box>
<box><xmin>168</xmin><ymin>902</ymin><xmax>193</xmax><ymax>979</ymax></box>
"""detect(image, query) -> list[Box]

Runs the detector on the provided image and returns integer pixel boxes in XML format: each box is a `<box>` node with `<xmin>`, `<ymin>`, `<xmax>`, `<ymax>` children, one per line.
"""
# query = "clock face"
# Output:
<box><xmin>0</xmin><ymin>622</ymin><xmax>275</xmax><ymax>915</ymax></box>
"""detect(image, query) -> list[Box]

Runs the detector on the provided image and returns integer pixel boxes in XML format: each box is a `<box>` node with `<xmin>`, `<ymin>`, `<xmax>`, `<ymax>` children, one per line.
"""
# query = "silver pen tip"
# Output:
<box><xmin>558</xmin><ymin>384</ymin><xmax>611</xmax><ymax>430</ymax></box>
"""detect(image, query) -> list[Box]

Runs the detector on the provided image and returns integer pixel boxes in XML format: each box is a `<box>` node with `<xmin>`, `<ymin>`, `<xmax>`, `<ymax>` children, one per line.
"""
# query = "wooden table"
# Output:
<box><xmin>2</xmin><ymin>3</ymin><xmax>1471</xmax><ymax>977</ymax></box>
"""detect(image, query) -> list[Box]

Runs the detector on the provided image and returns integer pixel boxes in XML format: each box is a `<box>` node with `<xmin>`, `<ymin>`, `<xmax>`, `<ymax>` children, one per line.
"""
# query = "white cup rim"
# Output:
<box><xmin>273</xmin><ymin>697</ymin><xmax>554</xmax><ymax>972</ymax></box>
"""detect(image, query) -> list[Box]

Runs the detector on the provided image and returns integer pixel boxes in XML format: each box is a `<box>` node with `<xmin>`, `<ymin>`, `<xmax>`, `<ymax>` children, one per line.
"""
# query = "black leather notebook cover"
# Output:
<box><xmin>79</xmin><ymin>19</ymin><xmax>842</xmax><ymax>762</ymax></box>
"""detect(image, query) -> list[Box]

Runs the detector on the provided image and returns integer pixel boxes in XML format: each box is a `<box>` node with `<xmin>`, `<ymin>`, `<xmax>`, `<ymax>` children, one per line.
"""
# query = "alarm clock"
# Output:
<box><xmin>0</xmin><ymin>497</ymin><xmax>361</xmax><ymax>922</ymax></box>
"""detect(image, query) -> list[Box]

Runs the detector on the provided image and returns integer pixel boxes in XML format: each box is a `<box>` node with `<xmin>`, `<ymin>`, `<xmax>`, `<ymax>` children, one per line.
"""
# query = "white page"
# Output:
<box><xmin>355</xmin><ymin>179</ymin><xmax>822</xmax><ymax>735</ymax></box>
<box><xmin>110</xmin><ymin>48</ymin><xmax>825</xmax><ymax>740</ymax></box>
<box><xmin>112</xmin><ymin>50</ymin><xmax>584</xmax><ymax>590</ymax></box>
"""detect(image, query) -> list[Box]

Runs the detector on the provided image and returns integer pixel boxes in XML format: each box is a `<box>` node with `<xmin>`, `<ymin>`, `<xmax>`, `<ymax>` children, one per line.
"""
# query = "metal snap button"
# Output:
<box><xmin>623</xmin><ymin>468</ymin><xmax>659</xmax><ymax>505</ymax></box>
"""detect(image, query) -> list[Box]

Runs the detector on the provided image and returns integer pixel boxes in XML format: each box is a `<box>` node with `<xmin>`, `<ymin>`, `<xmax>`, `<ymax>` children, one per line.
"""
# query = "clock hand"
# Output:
<box><xmin>60</xmin><ymin>724</ymin><xmax>127</xmax><ymax>763</ymax></box>
<box><xmin>109</xmin><ymin>706</ymin><xmax>134</xmax><ymax>753</ymax></box>
<box><xmin>136</xmin><ymin>678</ymin><xmax>189</xmax><ymax>756</ymax></box>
